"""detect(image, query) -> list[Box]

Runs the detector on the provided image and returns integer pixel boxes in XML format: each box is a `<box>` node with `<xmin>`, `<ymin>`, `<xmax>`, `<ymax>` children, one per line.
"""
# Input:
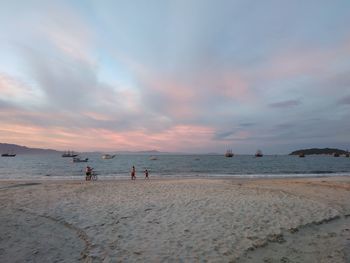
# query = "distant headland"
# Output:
<box><xmin>289</xmin><ymin>148</ymin><xmax>348</xmax><ymax>156</ymax></box>
<box><xmin>0</xmin><ymin>143</ymin><xmax>59</xmax><ymax>154</ymax></box>
<box><xmin>0</xmin><ymin>143</ymin><xmax>171</xmax><ymax>155</ymax></box>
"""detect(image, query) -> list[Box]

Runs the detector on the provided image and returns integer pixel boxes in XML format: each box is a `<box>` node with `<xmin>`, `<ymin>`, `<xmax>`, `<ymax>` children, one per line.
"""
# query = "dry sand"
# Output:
<box><xmin>0</xmin><ymin>177</ymin><xmax>349</xmax><ymax>262</ymax></box>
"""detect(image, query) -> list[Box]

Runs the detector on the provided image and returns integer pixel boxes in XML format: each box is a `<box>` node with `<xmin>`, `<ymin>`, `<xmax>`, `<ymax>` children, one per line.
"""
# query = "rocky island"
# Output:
<box><xmin>289</xmin><ymin>148</ymin><xmax>348</xmax><ymax>156</ymax></box>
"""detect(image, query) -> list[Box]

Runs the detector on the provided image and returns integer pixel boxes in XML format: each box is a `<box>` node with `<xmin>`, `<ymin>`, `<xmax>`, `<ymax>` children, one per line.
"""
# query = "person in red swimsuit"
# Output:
<box><xmin>131</xmin><ymin>166</ymin><xmax>136</xmax><ymax>180</ymax></box>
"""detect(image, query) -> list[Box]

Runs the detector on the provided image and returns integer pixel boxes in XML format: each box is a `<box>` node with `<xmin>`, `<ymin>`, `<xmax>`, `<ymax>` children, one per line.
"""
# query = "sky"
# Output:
<box><xmin>0</xmin><ymin>0</ymin><xmax>350</xmax><ymax>154</ymax></box>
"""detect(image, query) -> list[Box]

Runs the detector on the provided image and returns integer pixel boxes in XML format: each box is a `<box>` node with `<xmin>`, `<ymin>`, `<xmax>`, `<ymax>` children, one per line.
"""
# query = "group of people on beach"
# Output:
<box><xmin>85</xmin><ymin>165</ymin><xmax>149</xmax><ymax>180</ymax></box>
<box><xmin>131</xmin><ymin>166</ymin><xmax>149</xmax><ymax>180</ymax></box>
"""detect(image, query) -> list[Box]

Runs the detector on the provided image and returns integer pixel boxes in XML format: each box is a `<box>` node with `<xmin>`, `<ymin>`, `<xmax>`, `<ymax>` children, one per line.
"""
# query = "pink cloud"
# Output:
<box><xmin>149</xmin><ymin>79</ymin><xmax>197</xmax><ymax>119</ymax></box>
<box><xmin>0</xmin><ymin>124</ymin><xmax>65</xmax><ymax>149</ymax></box>
<box><xmin>261</xmin><ymin>38</ymin><xmax>350</xmax><ymax>79</ymax></box>
<box><xmin>73</xmin><ymin>124</ymin><xmax>216</xmax><ymax>152</ymax></box>
<box><xmin>196</xmin><ymin>71</ymin><xmax>254</xmax><ymax>102</ymax></box>
<box><xmin>37</xmin><ymin>3</ymin><xmax>95</xmax><ymax>65</ymax></box>
<box><xmin>82</xmin><ymin>111</ymin><xmax>115</xmax><ymax>122</ymax></box>
<box><xmin>0</xmin><ymin>73</ymin><xmax>40</xmax><ymax>103</ymax></box>
<box><xmin>264</xmin><ymin>50</ymin><xmax>329</xmax><ymax>78</ymax></box>
<box><xmin>128</xmin><ymin>62</ymin><xmax>254</xmax><ymax>122</ymax></box>
<box><xmin>0</xmin><ymin>121</ymin><xmax>218</xmax><ymax>152</ymax></box>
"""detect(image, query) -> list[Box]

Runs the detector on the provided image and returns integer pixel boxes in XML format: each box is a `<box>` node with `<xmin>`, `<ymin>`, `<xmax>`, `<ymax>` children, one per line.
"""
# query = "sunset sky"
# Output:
<box><xmin>0</xmin><ymin>0</ymin><xmax>350</xmax><ymax>153</ymax></box>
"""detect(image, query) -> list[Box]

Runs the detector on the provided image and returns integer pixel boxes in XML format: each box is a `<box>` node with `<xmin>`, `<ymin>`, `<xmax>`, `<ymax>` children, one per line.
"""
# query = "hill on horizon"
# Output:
<box><xmin>0</xmin><ymin>143</ymin><xmax>59</xmax><ymax>155</ymax></box>
<box><xmin>289</xmin><ymin>148</ymin><xmax>348</xmax><ymax>155</ymax></box>
<box><xmin>0</xmin><ymin>143</ymin><xmax>176</xmax><ymax>155</ymax></box>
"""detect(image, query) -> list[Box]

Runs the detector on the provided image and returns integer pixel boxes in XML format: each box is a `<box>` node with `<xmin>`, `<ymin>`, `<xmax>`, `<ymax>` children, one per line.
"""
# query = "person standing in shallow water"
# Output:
<box><xmin>131</xmin><ymin>166</ymin><xmax>136</xmax><ymax>180</ymax></box>
<box><xmin>144</xmin><ymin>169</ymin><xmax>149</xmax><ymax>179</ymax></box>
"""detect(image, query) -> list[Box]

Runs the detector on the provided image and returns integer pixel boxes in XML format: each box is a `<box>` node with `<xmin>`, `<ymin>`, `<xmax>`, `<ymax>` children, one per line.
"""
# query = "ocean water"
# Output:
<box><xmin>0</xmin><ymin>153</ymin><xmax>350</xmax><ymax>180</ymax></box>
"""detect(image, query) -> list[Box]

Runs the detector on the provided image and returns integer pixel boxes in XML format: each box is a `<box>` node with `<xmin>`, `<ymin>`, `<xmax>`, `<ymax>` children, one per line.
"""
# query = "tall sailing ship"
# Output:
<box><xmin>225</xmin><ymin>149</ymin><xmax>234</xmax><ymax>157</ymax></box>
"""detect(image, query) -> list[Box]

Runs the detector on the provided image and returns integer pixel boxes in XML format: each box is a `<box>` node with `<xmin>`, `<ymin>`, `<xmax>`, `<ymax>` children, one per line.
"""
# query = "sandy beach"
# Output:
<box><xmin>0</xmin><ymin>176</ymin><xmax>349</xmax><ymax>262</ymax></box>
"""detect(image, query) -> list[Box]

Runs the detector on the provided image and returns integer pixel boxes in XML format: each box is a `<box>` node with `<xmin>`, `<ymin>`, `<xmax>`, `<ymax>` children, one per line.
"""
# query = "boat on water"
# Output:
<box><xmin>334</xmin><ymin>152</ymin><xmax>340</xmax><ymax>157</ymax></box>
<box><xmin>149</xmin><ymin>156</ymin><xmax>158</xmax><ymax>160</ymax></box>
<box><xmin>225</xmin><ymin>149</ymin><xmax>234</xmax><ymax>157</ymax></box>
<box><xmin>62</xmin><ymin>151</ymin><xmax>78</xmax><ymax>157</ymax></box>
<box><xmin>101</xmin><ymin>154</ymin><xmax>116</xmax><ymax>159</ymax></box>
<box><xmin>73</xmin><ymin>157</ymin><xmax>88</xmax><ymax>163</ymax></box>
<box><xmin>299</xmin><ymin>153</ymin><xmax>305</xmax><ymax>158</ymax></box>
<box><xmin>1</xmin><ymin>153</ymin><xmax>16</xmax><ymax>157</ymax></box>
<box><xmin>346</xmin><ymin>153</ymin><xmax>350</xmax><ymax>158</ymax></box>
<box><xmin>255</xmin><ymin>150</ymin><xmax>263</xmax><ymax>157</ymax></box>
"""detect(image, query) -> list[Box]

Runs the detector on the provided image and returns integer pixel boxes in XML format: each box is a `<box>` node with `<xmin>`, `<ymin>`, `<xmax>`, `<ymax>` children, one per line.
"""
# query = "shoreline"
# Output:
<box><xmin>0</xmin><ymin>172</ymin><xmax>349</xmax><ymax>182</ymax></box>
<box><xmin>1</xmin><ymin>176</ymin><xmax>349</xmax><ymax>262</ymax></box>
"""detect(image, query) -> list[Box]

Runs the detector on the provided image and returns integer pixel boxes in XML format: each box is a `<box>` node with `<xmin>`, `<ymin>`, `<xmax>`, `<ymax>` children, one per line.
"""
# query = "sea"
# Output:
<box><xmin>0</xmin><ymin>153</ymin><xmax>350</xmax><ymax>180</ymax></box>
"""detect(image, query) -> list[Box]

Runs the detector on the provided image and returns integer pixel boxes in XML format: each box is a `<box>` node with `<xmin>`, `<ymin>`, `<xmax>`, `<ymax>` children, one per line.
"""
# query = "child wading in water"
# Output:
<box><xmin>144</xmin><ymin>169</ymin><xmax>149</xmax><ymax>179</ymax></box>
<box><xmin>131</xmin><ymin>166</ymin><xmax>136</xmax><ymax>180</ymax></box>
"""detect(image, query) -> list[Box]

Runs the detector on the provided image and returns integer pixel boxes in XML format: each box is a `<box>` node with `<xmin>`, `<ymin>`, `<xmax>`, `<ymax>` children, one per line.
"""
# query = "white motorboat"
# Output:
<box><xmin>102</xmin><ymin>154</ymin><xmax>116</xmax><ymax>159</ymax></box>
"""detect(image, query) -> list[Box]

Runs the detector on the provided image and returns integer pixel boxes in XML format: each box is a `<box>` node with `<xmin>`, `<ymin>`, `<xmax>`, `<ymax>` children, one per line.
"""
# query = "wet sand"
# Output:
<box><xmin>0</xmin><ymin>177</ymin><xmax>349</xmax><ymax>262</ymax></box>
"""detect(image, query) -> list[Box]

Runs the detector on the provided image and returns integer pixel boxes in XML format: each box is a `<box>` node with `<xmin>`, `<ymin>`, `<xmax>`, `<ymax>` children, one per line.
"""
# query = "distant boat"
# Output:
<box><xmin>255</xmin><ymin>150</ymin><xmax>263</xmax><ymax>157</ymax></box>
<box><xmin>149</xmin><ymin>156</ymin><xmax>158</xmax><ymax>160</ymax></box>
<box><xmin>333</xmin><ymin>152</ymin><xmax>340</xmax><ymax>157</ymax></box>
<box><xmin>62</xmin><ymin>151</ymin><xmax>78</xmax><ymax>157</ymax></box>
<box><xmin>1</xmin><ymin>153</ymin><xmax>16</xmax><ymax>157</ymax></box>
<box><xmin>72</xmin><ymin>157</ymin><xmax>88</xmax><ymax>163</ymax></box>
<box><xmin>101</xmin><ymin>154</ymin><xmax>116</xmax><ymax>159</ymax></box>
<box><xmin>225</xmin><ymin>149</ymin><xmax>234</xmax><ymax>157</ymax></box>
<box><xmin>346</xmin><ymin>153</ymin><xmax>350</xmax><ymax>158</ymax></box>
<box><xmin>299</xmin><ymin>153</ymin><xmax>305</xmax><ymax>158</ymax></box>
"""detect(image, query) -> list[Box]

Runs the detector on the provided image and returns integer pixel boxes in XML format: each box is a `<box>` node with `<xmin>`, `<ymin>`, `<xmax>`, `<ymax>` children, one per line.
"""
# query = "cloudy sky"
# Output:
<box><xmin>0</xmin><ymin>0</ymin><xmax>349</xmax><ymax>153</ymax></box>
